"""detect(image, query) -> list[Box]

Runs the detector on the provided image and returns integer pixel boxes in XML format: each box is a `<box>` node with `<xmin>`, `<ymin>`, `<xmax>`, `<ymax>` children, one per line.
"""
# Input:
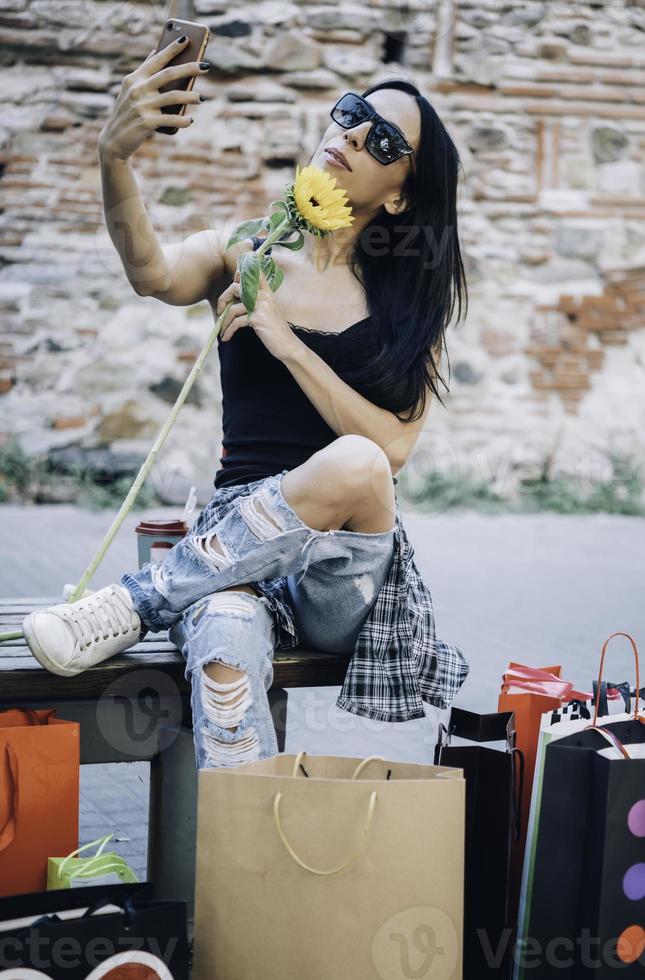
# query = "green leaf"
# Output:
<box><xmin>275</xmin><ymin>230</ymin><xmax>304</xmax><ymax>251</ymax></box>
<box><xmin>239</xmin><ymin>251</ymin><xmax>261</xmax><ymax>312</ymax></box>
<box><xmin>225</xmin><ymin>217</ymin><xmax>270</xmax><ymax>251</ymax></box>
<box><xmin>260</xmin><ymin>255</ymin><xmax>284</xmax><ymax>292</ymax></box>
<box><xmin>267</xmin><ymin>209</ymin><xmax>288</xmax><ymax>233</ymax></box>
<box><xmin>270</xmin><ymin>200</ymin><xmax>288</xmax><ymax>213</ymax></box>
<box><xmin>259</xmin><ymin>254</ymin><xmax>274</xmax><ymax>279</ymax></box>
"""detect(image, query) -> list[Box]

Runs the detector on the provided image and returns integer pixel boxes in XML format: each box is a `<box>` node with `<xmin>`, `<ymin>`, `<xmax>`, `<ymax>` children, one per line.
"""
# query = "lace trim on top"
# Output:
<box><xmin>287</xmin><ymin>322</ymin><xmax>360</xmax><ymax>335</ymax></box>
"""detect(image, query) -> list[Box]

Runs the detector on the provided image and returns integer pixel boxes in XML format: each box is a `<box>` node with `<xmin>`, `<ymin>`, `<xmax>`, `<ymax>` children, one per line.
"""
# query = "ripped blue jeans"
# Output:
<box><xmin>120</xmin><ymin>470</ymin><xmax>395</xmax><ymax>769</ymax></box>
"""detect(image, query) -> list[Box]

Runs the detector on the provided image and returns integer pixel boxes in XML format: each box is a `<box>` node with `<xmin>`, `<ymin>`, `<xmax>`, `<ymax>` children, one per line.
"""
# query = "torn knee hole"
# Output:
<box><xmin>200</xmin><ymin>666</ymin><xmax>260</xmax><ymax>767</ymax></box>
<box><xmin>191</xmin><ymin>591</ymin><xmax>260</xmax><ymax>627</ymax></box>
<box><xmin>238</xmin><ymin>486</ymin><xmax>286</xmax><ymax>541</ymax></box>
<box><xmin>201</xmin><ymin>723</ymin><xmax>260</xmax><ymax>767</ymax></box>
<box><xmin>150</xmin><ymin>560</ymin><xmax>172</xmax><ymax>598</ymax></box>
<box><xmin>190</xmin><ymin>530</ymin><xmax>233</xmax><ymax>572</ymax></box>
<box><xmin>202</xmin><ymin>664</ymin><xmax>253</xmax><ymax>729</ymax></box>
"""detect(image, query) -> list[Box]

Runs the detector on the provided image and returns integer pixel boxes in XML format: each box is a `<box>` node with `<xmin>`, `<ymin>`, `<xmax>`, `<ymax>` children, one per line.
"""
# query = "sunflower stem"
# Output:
<box><xmin>214</xmin><ymin>215</ymin><xmax>292</xmax><ymax>340</ymax></box>
<box><xmin>0</xmin><ymin>630</ymin><xmax>23</xmax><ymax>642</ymax></box>
<box><xmin>255</xmin><ymin>214</ymin><xmax>295</xmax><ymax>257</ymax></box>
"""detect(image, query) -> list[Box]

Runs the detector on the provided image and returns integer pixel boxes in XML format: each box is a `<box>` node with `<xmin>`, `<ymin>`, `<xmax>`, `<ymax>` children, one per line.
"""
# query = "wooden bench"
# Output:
<box><xmin>0</xmin><ymin>597</ymin><xmax>351</xmax><ymax>914</ymax></box>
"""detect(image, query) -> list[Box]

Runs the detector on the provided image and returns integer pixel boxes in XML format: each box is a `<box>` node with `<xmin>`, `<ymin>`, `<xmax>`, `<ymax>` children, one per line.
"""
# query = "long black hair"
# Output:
<box><xmin>342</xmin><ymin>78</ymin><xmax>468</xmax><ymax>423</ymax></box>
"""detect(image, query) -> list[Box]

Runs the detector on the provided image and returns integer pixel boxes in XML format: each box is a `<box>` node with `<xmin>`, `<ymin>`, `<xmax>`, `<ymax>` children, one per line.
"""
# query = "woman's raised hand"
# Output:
<box><xmin>216</xmin><ymin>270</ymin><xmax>246</xmax><ymax>337</ymax></box>
<box><xmin>98</xmin><ymin>36</ymin><xmax>209</xmax><ymax>162</ymax></box>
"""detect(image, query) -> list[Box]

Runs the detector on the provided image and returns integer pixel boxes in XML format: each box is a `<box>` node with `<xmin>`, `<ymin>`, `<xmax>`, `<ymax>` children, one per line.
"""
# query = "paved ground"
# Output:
<box><xmin>2</xmin><ymin>501</ymin><xmax>643</xmax><ymax>880</ymax></box>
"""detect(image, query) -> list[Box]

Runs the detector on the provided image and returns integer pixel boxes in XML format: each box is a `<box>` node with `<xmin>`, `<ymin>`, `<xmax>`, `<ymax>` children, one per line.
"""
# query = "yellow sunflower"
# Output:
<box><xmin>288</xmin><ymin>164</ymin><xmax>354</xmax><ymax>235</ymax></box>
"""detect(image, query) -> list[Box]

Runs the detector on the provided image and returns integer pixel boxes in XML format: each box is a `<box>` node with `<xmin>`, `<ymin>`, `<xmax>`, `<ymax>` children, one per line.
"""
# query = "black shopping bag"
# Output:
<box><xmin>0</xmin><ymin>881</ymin><xmax>189</xmax><ymax>979</ymax></box>
<box><xmin>435</xmin><ymin>707</ymin><xmax>523</xmax><ymax>979</ymax></box>
<box><xmin>523</xmin><ymin>632</ymin><xmax>645</xmax><ymax>979</ymax></box>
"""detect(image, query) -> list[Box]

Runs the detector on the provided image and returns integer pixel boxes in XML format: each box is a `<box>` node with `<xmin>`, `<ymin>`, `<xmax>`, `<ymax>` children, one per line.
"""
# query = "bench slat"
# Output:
<box><xmin>0</xmin><ymin>598</ymin><xmax>63</xmax><ymax>607</ymax></box>
<box><xmin>0</xmin><ymin>641</ymin><xmax>179</xmax><ymax>658</ymax></box>
<box><xmin>0</xmin><ymin>653</ymin><xmax>348</xmax><ymax>700</ymax></box>
<box><xmin>0</xmin><ymin>598</ymin><xmax>350</xmax><ymax>700</ymax></box>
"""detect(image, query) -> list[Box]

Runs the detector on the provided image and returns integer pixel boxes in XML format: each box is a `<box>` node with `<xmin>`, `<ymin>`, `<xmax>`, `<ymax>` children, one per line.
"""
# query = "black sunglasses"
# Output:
<box><xmin>330</xmin><ymin>91</ymin><xmax>416</xmax><ymax>167</ymax></box>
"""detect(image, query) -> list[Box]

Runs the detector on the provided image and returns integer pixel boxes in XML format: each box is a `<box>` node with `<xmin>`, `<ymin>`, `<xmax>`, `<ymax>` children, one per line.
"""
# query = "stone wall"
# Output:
<box><xmin>1</xmin><ymin>0</ymin><xmax>644</xmax><ymax>504</ymax></box>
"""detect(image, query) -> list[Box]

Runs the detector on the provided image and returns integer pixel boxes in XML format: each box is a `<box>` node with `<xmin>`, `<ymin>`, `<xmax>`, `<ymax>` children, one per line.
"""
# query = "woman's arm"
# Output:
<box><xmin>97</xmin><ymin>39</ymin><xmax>226</xmax><ymax>304</ymax></box>
<box><xmin>282</xmin><ymin>340</ymin><xmax>431</xmax><ymax>474</ymax></box>
<box><xmin>98</xmin><ymin>148</ymin><xmax>228</xmax><ymax>304</ymax></box>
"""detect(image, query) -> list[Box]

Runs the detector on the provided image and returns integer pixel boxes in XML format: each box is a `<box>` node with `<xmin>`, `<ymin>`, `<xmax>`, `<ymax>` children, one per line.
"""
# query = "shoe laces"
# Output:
<box><xmin>66</xmin><ymin>587</ymin><xmax>136</xmax><ymax>652</ymax></box>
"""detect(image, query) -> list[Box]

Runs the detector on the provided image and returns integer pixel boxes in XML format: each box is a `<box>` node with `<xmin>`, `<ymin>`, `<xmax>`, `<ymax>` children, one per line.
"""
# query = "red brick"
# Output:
<box><xmin>532</xmin><ymin>351</ymin><xmax>561</xmax><ymax>366</ymax></box>
<box><xmin>529</xmin><ymin>371</ymin><xmax>552</xmax><ymax>389</ymax></box>
<box><xmin>599</xmin><ymin>333</ymin><xmax>628</xmax><ymax>345</ymax></box>
<box><xmin>481</xmin><ymin>328</ymin><xmax>517</xmax><ymax>357</ymax></box>
<box><xmin>553</xmin><ymin>355</ymin><xmax>589</xmax><ymax>373</ymax></box>
<box><xmin>50</xmin><ymin>416</ymin><xmax>87</xmax><ymax>430</ymax></box>
<box><xmin>552</xmin><ymin>374</ymin><xmax>591</xmax><ymax>390</ymax></box>
<box><xmin>584</xmin><ymin>350</ymin><xmax>605</xmax><ymax>369</ymax></box>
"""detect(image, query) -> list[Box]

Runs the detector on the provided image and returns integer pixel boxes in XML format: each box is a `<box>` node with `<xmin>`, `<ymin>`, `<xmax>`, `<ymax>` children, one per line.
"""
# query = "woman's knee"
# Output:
<box><xmin>325</xmin><ymin>437</ymin><xmax>395</xmax><ymax>528</ymax></box>
<box><xmin>186</xmin><ymin>589</ymin><xmax>274</xmax><ymax>688</ymax></box>
<box><xmin>325</xmin><ymin>435</ymin><xmax>393</xmax><ymax>492</ymax></box>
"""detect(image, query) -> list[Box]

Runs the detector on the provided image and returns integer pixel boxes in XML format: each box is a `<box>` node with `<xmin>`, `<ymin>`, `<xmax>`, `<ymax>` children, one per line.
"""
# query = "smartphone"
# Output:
<box><xmin>154</xmin><ymin>18</ymin><xmax>211</xmax><ymax>136</ymax></box>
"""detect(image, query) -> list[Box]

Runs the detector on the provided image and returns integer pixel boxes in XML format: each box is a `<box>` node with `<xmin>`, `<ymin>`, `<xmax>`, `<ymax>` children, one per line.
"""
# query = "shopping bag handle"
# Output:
<box><xmin>0</xmin><ymin>743</ymin><xmax>18</xmax><ymax>853</ymax></box>
<box><xmin>588</xmin><ymin>725</ymin><xmax>632</xmax><ymax>759</ymax></box>
<box><xmin>291</xmin><ymin>750</ymin><xmax>388</xmax><ymax>780</ymax></box>
<box><xmin>272</xmin><ymin>789</ymin><xmax>378</xmax><ymax>876</ymax></box>
<box><xmin>351</xmin><ymin>756</ymin><xmax>388</xmax><ymax>779</ymax></box>
<box><xmin>57</xmin><ymin>854</ymin><xmax>139</xmax><ymax>887</ymax></box>
<box><xmin>0</xmin><ymin>708</ymin><xmax>55</xmax><ymax>726</ymax></box>
<box><xmin>510</xmin><ymin>747</ymin><xmax>525</xmax><ymax>842</ymax></box>
<box><xmin>591</xmin><ymin>632</ymin><xmax>644</xmax><ymax>728</ymax></box>
<box><xmin>0</xmin><ymin>712</ymin><xmax>56</xmax><ymax>853</ymax></box>
<box><xmin>57</xmin><ymin>833</ymin><xmax>114</xmax><ymax>879</ymax></box>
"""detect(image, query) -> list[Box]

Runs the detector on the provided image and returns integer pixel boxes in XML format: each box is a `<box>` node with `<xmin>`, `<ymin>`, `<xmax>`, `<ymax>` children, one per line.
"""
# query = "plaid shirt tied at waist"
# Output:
<box><xmin>199</xmin><ymin>477</ymin><xmax>470</xmax><ymax>723</ymax></box>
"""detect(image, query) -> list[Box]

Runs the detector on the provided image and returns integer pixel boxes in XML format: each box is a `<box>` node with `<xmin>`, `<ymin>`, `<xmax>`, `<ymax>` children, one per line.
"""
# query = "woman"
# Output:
<box><xmin>22</xmin><ymin>37</ymin><xmax>470</xmax><ymax>769</ymax></box>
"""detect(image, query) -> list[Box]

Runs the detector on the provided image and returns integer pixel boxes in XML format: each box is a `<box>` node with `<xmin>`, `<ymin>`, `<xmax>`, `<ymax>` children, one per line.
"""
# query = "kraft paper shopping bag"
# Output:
<box><xmin>192</xmin><ymin>751</ymin><xmax>466</xmax><ymax>980</ymax></box>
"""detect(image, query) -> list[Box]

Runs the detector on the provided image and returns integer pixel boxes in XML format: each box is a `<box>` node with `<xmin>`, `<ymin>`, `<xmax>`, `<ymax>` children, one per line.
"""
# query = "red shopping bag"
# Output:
<box><xmin>0</xmin><ymin>708</ymin><xmax>79</xmax><ymax>896</ymax></box>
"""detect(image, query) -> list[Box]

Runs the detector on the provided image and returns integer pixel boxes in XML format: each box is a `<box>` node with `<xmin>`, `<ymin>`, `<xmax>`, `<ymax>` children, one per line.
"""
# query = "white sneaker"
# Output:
<box><xmin>22</xmin><ymin>584</ymin><xmax>143</xmax><ymax>677</ymax></box>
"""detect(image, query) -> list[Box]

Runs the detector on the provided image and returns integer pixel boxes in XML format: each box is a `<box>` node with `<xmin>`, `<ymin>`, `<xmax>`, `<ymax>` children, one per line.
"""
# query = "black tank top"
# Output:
<box><xmin>213</xmin><ymin>235</ymin><xmax>387</xmax><ymax>489</ymax></box>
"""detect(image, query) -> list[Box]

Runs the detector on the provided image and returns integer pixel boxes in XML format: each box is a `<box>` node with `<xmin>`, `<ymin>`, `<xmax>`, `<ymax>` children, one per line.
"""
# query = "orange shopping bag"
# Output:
<box><xmin>497</xmin><ymin>664</ymin><xmax>592</xmax><ymax>927</ymax></box>
<box><xmin>0</xmin><ymin>708</ymin><xmax>79</xmax><ymax>896</ymax></box>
